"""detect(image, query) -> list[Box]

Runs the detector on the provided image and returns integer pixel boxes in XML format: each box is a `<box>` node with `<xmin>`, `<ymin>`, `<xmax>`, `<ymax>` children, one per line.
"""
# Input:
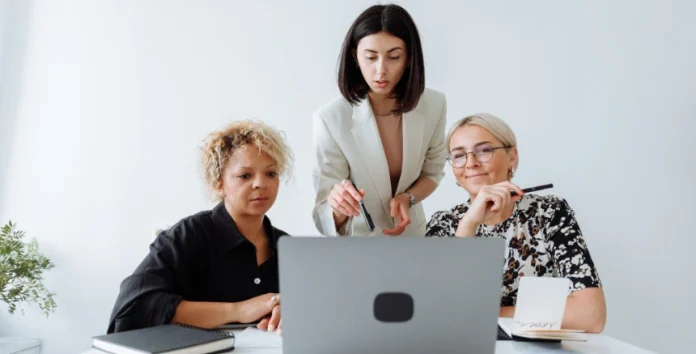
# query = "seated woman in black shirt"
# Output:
<box><xmin>107</xmin><ymin>120</ymin><xmax>294</xmax><ymax>334</ymax></box>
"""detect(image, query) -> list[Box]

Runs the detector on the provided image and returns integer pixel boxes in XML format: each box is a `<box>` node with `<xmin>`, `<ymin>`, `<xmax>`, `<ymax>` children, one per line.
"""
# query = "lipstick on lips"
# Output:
<box><xmin>374</xmin><ymin>80</ymin><xmax>388</xmax><ymax>89</ymax></box>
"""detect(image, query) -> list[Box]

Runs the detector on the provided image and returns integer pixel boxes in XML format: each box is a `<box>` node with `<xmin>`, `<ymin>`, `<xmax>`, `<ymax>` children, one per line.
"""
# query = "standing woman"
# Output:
<box><xmin>312</xmin><ymin>4</ymin><xmax>447</xmax><ymax>236</ymax></box>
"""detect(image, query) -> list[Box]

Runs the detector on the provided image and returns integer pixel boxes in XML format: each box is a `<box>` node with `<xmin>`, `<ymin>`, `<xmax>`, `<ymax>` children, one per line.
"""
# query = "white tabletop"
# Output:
<box><xmin>0</xmin><ymin>338</ymin><xmax>43</xmax><ymax>354</ymax></box>
<box><xmin>81</xmin><ymin>328</ymin><xmax>656</xmax><ymax>354</ymax></box>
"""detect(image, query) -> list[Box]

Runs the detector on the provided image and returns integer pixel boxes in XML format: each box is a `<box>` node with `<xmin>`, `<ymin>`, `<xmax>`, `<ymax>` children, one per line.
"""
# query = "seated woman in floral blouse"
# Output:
<box><xmin>426</xmin><ymin>113</ymin><xmax>606</xmax><ymax>333</ymax></box>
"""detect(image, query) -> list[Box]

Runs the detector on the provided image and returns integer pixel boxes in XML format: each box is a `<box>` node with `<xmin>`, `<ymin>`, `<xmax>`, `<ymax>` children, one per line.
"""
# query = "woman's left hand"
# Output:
<box><xmin>382</xmin><ymin>194</ymin><xmax>411</xmax><ymax>236</ymax></box>
<box><xmin>257</xmin><ymin>295</ymin><xmax>282</xmax><ymax>336</ymax></box>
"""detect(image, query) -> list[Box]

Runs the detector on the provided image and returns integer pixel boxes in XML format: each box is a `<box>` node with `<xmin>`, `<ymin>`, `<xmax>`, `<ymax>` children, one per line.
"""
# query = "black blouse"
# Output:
<box><xmin>106</xmin><ymin>202</ymin><xmax>289</xmax><ymax>333</ymax></box>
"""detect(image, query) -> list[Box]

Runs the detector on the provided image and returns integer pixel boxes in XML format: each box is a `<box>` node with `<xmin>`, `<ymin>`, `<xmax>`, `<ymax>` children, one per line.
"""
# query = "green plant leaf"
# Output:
<box><xmin>0</xmin><ymin>221</ymin><xmax>57</xmax><ymax>316</ymax></box>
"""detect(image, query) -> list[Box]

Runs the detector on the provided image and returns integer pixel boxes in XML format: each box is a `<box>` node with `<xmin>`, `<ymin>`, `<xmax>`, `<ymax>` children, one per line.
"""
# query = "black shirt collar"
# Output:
<box><xmin>210</xmin><ymin>201</ymin><xmax>284</xmax><ymax>258</ymax></box>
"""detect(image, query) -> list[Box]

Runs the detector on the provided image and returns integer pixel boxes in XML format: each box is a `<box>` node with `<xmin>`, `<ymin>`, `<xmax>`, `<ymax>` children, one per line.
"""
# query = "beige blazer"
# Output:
<box><xmin>312</xmin><ymin>88</ymin><xmax>448</xmax><ymax>236</ymax></box>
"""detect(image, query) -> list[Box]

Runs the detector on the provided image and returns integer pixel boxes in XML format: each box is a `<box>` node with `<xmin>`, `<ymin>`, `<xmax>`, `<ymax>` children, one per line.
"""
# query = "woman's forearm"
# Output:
<box><xmin>404</xmin><ymin>176</ymin><xmax>438</xmax><ymax>204</ymax></box>
<box><xmin>499</xmin><ymin>306</ymin><xmax>515</xmax><ymax>318</ymax></box>
<box><xmin>172</xmin><ymin>300</ymin><xmax>239</xmax><ymax>329</ymax></box>
<box><xmin>498</xmin><ymin>288</ymin><xmax>606</xmax><ymax>333</ymax></box>
<box><xmin>333</xmin><ymin>210</ymin><xmax>350</xmax><ymax>233</ymax></box>
<box><xmin>560</xmin><ymin>289</ymin><xmax>606</xmax><ymax>333</ymax></box>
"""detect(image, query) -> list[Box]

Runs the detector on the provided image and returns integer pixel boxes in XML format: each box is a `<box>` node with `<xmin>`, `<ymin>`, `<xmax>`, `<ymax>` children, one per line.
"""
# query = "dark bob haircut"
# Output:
<box><xmin>337</xmin><ymin>4</ymin><xmax>425</xmax><ymax>114</ymax></box>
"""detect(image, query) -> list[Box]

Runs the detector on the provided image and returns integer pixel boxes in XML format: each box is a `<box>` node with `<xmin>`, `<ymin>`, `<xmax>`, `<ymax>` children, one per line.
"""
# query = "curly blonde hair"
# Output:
<box><xmin>200</xmin><ymin>120</ymin><xmax>294</xmax><ymax>201</ymax></box>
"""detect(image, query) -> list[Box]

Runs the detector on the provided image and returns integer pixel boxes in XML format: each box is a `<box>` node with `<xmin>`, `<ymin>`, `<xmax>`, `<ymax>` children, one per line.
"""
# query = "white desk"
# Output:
<box><xmin>1</xmin><ymin>338</ymin><xmax>43</xmax><ymax>354</ymax></box>
<box><xmin>81</xmin><ymin>329</ymin><xmax>656</xmax><ymax>354</ymax></box>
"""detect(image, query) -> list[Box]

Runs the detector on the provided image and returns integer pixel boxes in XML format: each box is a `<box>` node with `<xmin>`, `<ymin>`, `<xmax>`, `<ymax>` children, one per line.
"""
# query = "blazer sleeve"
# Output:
<box><xmin>311</xmin><ymin>111</ymin><xmax>352</xmax><ymax>236</ymax></box>
<box><xmin>106</xmin><ymin>221</ymin><xmax>204</xmax><ymax>333</ymax></box>
<box><xmin>420</xmin><ymin>94</ymin><xmax>448</xmax><ymax>184</ymax></box>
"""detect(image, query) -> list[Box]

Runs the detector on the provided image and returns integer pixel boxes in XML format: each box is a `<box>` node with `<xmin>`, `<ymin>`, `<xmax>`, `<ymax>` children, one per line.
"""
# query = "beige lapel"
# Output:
<box><xmin>395</xmin><ymin>105</ymin><xmax>425</xmax><ymax>195</ymax></box>
<box><xmin>350</xmin><ymin>98</ymin><xmax>392</xmax><ymax>218</ymax></box>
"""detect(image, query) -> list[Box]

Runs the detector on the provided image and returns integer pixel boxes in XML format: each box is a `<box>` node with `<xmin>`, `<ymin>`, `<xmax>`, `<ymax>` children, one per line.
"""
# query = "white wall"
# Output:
<box><xmin>0</xmin><ymin>0</ymin><xmax>32</xmax><ymax>217</ymax></box>
<box><xmin>0</xmin><ymin>0</ymin><xmax>7</xmax><ymax>211</ymax></box>
<box><xmin>1</xmin><ymin>1</ymin><xmax>694</xmax><ymax>353</ymax></box>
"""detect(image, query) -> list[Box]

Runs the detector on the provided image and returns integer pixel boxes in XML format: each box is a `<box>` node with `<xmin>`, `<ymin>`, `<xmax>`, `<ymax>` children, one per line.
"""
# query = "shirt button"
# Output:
<box><xmin>254</xmin><ymin>278</ymin><xmax>261</xmax><ymax>285</ymax></box>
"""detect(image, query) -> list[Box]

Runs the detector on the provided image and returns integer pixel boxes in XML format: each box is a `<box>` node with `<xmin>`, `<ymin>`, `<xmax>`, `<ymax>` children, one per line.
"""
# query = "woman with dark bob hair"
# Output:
<box><xmin>312</xmin><ymin>4</ymin><xmax>448</xmax><ymax>237</ymax></box>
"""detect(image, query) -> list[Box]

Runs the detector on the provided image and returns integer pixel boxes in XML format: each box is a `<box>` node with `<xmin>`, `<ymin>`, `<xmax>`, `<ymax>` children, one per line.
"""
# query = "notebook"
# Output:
<box><xmin>216</xmin><ymin>320</ymin><xmax>260</xmax><ymax>330</ymax></box>
<box><xmin>497</xmin><ymin>317</ymin><xmax>586</xmax><ymax>342</ymax></box>
<box><xmin>92</xmin><ymin>324</ymin><xmax>235</xmax><ymax>354</ymax></box>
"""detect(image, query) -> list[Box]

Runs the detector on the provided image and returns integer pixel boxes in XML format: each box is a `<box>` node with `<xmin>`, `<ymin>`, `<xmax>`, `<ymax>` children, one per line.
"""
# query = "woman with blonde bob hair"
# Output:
<box><xmin>426</xmin><ymin>113</ymin><xmax>607</xmax><ymax>333</ymax></box>
<box><xmin>107</xmin><ymin>120</ymin><xmax>293</xmax><ymax>335</ymax></box>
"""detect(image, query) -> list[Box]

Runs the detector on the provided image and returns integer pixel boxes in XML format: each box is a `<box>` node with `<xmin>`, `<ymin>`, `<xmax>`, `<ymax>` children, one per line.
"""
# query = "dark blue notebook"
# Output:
<box><xmin>92</xmin><ymin>324</ymin><xmax>235</xmax><ymax>354</ymax></box>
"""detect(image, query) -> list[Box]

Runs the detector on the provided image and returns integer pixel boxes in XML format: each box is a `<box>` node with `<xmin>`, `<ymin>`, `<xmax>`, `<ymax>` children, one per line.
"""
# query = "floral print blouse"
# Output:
<box><xmin>426</xmin><ymin>194</ymin><xmax>602</xmax><ymax>306</ymax></box>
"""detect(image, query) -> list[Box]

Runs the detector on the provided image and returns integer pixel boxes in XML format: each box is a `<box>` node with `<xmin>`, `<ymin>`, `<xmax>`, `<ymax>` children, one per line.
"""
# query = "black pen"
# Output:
<box><xmin>511</xmin><ymin>183</ymin><xmax>554</xmax><ymax>196</ymax></box>
<box><xmin>349</xmin><ymin>180</ymin><xmax>375</xmax><ymax>232</ymax></box>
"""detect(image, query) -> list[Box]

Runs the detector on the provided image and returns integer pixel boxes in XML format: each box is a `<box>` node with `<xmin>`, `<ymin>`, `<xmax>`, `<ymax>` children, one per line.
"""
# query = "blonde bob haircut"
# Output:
<box><xmin>199</xmin><ymin>120</ymin><xmax>294</xmax><ymax>201</ymax></box>
<box><xmin>446</xmin><ymin>113</ymin><xmax>519</xmax><ymax>173</ymax></box>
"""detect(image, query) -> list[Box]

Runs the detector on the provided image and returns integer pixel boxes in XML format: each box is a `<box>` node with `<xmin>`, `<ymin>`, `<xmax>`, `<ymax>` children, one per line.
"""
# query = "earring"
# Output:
<box><xmin>508</xmin><ymin>168</ymin><xmax>515</xmax><ymax>179</ymax></box>
<box><xmin>455</xmin><ymin>181</ymin><xmax>460</xmax><ymax>187</ymax></box>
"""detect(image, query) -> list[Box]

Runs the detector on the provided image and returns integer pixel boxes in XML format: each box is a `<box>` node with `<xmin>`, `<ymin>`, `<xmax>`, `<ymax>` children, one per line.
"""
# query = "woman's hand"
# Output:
<box><xmin>238</xmin><ymin>293</ymin><xmax>279</xmax><ymax>324</ymax></box>
<box><xmin>456</xmin><ymin>182</ymin><xmax>524</xmax><ymax>237</ymax></box>
<box><xmin>257</xmin><ymin>295</ymin><xmax>282</xmax><ymax>336</ymax></box>
<box><xmin>329</xmin><ymin>180</ymin><xmax>366</xmax><ymax>223</ymax></box>
<box><xmin>382</xmin><ymin>193</ymin><xmax>411</xmax><ymax>236</ymax></box>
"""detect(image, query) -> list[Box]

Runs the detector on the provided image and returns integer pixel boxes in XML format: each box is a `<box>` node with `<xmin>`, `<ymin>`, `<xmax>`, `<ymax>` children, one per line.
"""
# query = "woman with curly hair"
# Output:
<box><xmin>107</xmin><ymin>120</ymin><xmax>293</xmax><ymax>335</ymax></box>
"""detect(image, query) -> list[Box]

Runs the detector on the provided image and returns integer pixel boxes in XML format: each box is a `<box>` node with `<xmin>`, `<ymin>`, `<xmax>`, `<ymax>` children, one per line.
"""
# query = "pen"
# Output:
<box><xmin>511</xmin><ymin>183</ymin><xmax>554</xmax><ymax>196</ymax></box>
<box><xmin>349</xmin><ymin>180</ymin><xmax>375</xmax><ymax>232</ymax></box>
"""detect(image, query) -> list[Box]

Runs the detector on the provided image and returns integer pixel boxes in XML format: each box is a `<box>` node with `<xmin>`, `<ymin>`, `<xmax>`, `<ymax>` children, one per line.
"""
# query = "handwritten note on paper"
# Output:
<box><xmin>513</xmin><ymin>276</ymin><xmax>570</xmax><ymax>332</ymax></box>
<box><xmin>236</xmin><ymin>327</ymin><xmax>282</xmax><ymax>349</ymax></box>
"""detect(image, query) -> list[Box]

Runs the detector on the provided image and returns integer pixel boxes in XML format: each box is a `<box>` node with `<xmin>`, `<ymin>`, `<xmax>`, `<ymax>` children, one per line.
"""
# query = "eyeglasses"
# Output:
<box><xmin>447</xmin><ymin>144</ymin><xmax>511</xmax><ymax>168</ymax></box>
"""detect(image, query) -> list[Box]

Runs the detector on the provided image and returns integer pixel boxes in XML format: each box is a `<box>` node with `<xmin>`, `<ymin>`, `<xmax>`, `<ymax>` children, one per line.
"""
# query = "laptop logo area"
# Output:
<box><xmin>374</xmin><ymin>292</ymin><xmax>414</xmax><ymax>323</ymax></box>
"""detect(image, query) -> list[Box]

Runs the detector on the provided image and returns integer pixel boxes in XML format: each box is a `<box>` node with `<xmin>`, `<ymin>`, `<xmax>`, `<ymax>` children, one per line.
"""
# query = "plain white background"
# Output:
<box><xmin>1</xmin><ymin>1</ymin><xmax>694</xmax><ymax>353</ymax></box>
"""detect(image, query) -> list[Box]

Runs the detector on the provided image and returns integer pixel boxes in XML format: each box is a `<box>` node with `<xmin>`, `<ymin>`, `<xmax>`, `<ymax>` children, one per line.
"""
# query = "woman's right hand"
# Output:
<box><xmin>237</xmin><ymin>293</ymin><xmax>279</xmax><ymax>324</ymax></box>
<box><xmin>257</xmin><ymin>295</ymin><xmax>282</xmax><ymax>335</ymax></box>
<box><xmin>456</xmin><ymin>182</ymin><xmax>524</xmax><ymax>237</ymax></box>
<box><xmin>329</xmin><ymin>180</ymin><xmax>366</xmax><ymax>218</ymax></box>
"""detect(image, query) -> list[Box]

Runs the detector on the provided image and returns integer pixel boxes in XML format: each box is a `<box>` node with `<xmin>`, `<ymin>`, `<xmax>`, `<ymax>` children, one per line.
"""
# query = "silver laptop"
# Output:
<box><xmin>278</xmin><ymin>236</ymin><xmax>505</xmax><ymax>354</ymax></box>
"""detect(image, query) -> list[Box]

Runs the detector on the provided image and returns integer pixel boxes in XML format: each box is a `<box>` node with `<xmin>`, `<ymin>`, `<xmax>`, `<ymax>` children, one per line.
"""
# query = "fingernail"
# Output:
<box><xmin>268</xmin><ymin>324</ymin><xmax>275</xmax><ymax>331</ymax></box>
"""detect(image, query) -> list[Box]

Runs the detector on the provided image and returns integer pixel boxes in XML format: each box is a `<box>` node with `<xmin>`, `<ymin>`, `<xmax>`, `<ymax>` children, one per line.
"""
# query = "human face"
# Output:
<box><xmin>220</xmin><ymin>144</ymin><xmax>280</xmax><ymax>217</ymax></box>
<box><xmin>355</xmin><ymin>31</ymin><xmax>407</xmax><ymax>97</ymax></box>
<box><xmin>448</xmin><ymin>125</ymin><xmax>517</xmax><ymax>197</ymax></box>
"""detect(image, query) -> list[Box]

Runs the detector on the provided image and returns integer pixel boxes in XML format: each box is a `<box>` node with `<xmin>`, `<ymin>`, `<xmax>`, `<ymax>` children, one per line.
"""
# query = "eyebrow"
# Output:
<box><xmin>239</xmin><ymin>164</ymin><xmax>278</xmax><ymax>169</ymax></box>
<box><xmin>450</xmin><ymin>141</ymin><xmax>492</xmax><ymax>152</ymax></box>
<box><xmin>363</xmin><ymin>47</ymin><xmax>404</xmax><ymax>54</ymax></box>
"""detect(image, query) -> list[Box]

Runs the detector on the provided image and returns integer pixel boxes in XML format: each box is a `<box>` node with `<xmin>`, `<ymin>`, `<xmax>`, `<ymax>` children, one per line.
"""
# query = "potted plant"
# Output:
<box><xmin>0</xmin><ymin>221</ymin><xmax>57</xmax><ymax>353</ymax></box>
<box><xmin>0</xmin><ymin>221</ymin><xmax>56</xmax><ymax>316</ymax></box>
